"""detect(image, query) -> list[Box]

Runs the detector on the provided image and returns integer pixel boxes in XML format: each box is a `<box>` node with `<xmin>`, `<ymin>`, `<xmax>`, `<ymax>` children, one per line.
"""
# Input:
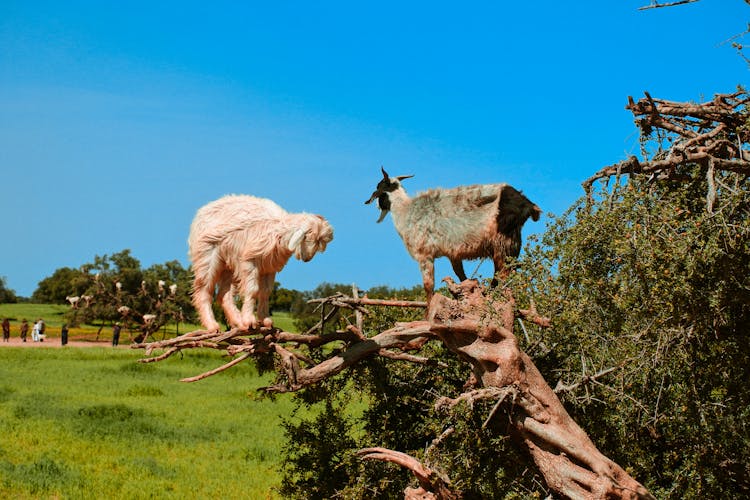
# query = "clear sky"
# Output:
<box><xmin>1</xmin><ymin>1</ymin><xmax>747</xmax><ymax>298</ymax></box>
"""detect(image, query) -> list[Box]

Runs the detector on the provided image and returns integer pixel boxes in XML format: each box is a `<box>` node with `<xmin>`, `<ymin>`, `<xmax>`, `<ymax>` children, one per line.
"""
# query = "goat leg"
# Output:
<box><xmin>450</xmin><ymin>258</ymin><xmax>467</xmax><ymax>282</ymax></box>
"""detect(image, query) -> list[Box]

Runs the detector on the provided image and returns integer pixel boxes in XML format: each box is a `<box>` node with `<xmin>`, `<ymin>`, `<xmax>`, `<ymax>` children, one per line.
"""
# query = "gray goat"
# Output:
<box><xmin>365</xmin><ymin>167</ymin><xmax>541</xmax><ymax>301</ymax></box>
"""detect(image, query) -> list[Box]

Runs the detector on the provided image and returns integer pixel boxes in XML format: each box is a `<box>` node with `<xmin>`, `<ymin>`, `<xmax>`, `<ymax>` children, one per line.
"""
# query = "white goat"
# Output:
<box><xmin>66</xmin><ymin>296</ymin><xmax>80</xmax><ymax>308</ymax></box>
<box><xmin>188</xmin><ymin>194</ymin><xmax>333</xmax><ymax>332</ymax></box>
<box><xmin>366</xmin><ymin>167</ymin><xmax>541</xmax><ymax>302</ymax></box>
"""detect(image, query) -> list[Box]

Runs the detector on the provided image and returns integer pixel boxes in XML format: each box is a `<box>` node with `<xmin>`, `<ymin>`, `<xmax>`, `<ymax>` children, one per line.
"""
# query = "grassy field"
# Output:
<box><xmin>0</xmin><ymin>346</ymin><xmax>306</xmax><ymax>499</ymax></box>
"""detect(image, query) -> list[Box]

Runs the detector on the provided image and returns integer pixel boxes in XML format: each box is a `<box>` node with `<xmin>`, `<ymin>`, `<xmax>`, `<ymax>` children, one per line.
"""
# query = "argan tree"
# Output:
<box><xmin>64</xmin><ymin>250</ymin><xmax>195</xmax><ymax>341</ymax></box>
<box><xmin>135</xmin><ymin>88</ymin><xmax>748</xmax><ymax>499</ymax></box>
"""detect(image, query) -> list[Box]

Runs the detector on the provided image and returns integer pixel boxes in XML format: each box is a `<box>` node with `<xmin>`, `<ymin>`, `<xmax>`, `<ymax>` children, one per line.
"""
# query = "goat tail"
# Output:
<box><xmin>189</xmin><ymin>242</ymin><xmax>222</xmax><ymax>294</ymax></box>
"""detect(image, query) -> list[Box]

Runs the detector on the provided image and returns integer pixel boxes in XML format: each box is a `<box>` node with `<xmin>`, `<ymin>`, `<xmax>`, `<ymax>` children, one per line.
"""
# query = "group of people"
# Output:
<box><xmin>2</xmin><ymin>318</ymin><xmax>47</xmax><ymax>342</ymax></box>
<box><xmin>1</xmin><ymin>318</ymin><xmax>121</xmax><ymax>346</ymax></box>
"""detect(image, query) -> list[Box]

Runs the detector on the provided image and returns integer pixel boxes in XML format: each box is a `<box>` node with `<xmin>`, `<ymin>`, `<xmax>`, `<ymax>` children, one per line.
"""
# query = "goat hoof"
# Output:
<box><xmin>205</xmin><ymin>322</ymin><xmax>221</xmax><ymax>333</ymax></box>
<box><xmin>240</xmin><ymin>319</ymin><xmax>259</xmax><ymax>331</ymax></box>
<box><xmin>262</xmin><ymin>317</ymin><xmax>273</xmax><ymax>328</ymax></box>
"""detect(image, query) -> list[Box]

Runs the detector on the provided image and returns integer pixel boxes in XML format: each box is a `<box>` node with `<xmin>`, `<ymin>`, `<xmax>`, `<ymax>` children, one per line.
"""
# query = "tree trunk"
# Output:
<box><xmin>426</xmin><ymin>279</ymin><xmax>653</xmax><ymax>500</ymax></box>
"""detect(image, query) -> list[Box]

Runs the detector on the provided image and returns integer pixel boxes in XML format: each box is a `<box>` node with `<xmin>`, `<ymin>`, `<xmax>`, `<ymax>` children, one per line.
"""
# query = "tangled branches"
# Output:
<box><xmin>133</xmin><ymin>281</ymin><xmax>654</xmax><ymax>499</ymax></box>
<box><xmin>133</xmin><ymin>294</ymin><xmax>434</xmax><ymax>388</ymax></box>
<box><xmin>583</xmin><ymin>89</ymin><xmax>749</xmax><ymax>211</ymax></box>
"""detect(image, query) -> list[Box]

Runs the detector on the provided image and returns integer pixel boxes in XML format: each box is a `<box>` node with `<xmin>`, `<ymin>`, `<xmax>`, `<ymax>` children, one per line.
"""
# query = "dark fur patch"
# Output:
<box><xmin>497</xmin><ymin>185</ymin><xmax>541</xmax><ymax>233</ymax></box>
<box><xmin>377</xmin><ymin>193</ymin><xmax>391</xmax><ymax>212</ymax></box>
<box><xmin>376</xmin><ymin>177</ymin><xmax>401</xmax><ymax>194</ymax></box>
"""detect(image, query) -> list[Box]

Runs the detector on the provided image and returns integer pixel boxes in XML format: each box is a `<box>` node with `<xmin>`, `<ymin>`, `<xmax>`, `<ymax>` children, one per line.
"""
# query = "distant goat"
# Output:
<box><xmin>189</xmin><ymin>194</ymin><xmax>333</xmax><ymax>332</ymax></box>
<box><xmin>66</xmin><ymin>296</ymin><xmax>80</xmax><ymax>308</ymax></box>
<box><xmin>366</xmin><ymin>168</ymin><xmax>541</xmax><ymax>302</ymax></box>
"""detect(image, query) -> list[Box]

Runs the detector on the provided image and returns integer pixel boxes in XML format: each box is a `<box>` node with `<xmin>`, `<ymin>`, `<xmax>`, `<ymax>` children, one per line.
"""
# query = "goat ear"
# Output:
<box><xmin>396</xmin><ymin>174</ymin><xmax>414</xmax><ymax>182</ymax></box>
<box><xmin>287</xmin><ymin>227</ymin><xmax>307</xmax><ymax>251</ymax></box>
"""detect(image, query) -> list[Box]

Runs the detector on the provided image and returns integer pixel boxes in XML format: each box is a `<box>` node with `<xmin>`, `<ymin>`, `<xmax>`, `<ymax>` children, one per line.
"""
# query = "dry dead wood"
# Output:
<box><xmin>133</xmin><ymin>284</ymin><xmax>652</xmax><ymax>499</ymax></box>
<box><xmin>583</xmin><ymin>90</ymin><xmax>750</xmax><ymax>211</ymax></box>
<box><xmin>638</xmin><ymin>0</ymin><xmax>699</xmax><ymax>10</ymax></box>
<box><xmin>358</xmin><ymin>447</ymin><xmax>460</xmax><ymax>500</ymax></box>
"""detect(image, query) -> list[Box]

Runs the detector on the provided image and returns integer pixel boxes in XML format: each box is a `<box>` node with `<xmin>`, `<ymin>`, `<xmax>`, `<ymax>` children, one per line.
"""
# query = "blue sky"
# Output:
<box><xmin>1</xmin><ymin>1</ymin><xmax>747</xmax><ymax>298</ymax></box>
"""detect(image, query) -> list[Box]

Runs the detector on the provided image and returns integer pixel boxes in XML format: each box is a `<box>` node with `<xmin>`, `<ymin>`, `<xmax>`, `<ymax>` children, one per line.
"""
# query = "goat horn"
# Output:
<box><xmin>381</xmin><ymin>166</ymin><xmax>389</xmax><ymax>179</ymax></box>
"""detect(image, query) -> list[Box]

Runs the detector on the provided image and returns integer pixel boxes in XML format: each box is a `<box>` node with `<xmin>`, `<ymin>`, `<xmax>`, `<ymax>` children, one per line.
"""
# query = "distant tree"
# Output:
<box><xmin>290</xmin><ymin>282</ymin><xmax>356</xmax><ymax>332</ymax></box>
<box><xmin>35</xmin><ymin>250</ymin><xmax>196</xmax><ymax>341</ymax></box>
<box><xmin>31</xmin><ymin>267</ymin><xmax>88</xmax><ymax>303</ymax></box>
<box><xmin>0</xmin><ymin>276</ymin><xmax>19</xmax><ymax>304</ymax></box>
<box><xmin>269</xmin><ymin>282</ymin><xmax>302</xmax><ymax>313</ymax></box>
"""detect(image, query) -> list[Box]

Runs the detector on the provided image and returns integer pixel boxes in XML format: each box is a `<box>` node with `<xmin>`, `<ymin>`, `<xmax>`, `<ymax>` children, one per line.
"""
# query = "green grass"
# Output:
<box><xmin>0</xmin><ymin>346</ymin><xmax>307</xmax><ymax>499</ymax></box>
<box><xmin>0</xmin><ymin>303</ymin><xmax>68</xmax><ymax>325</ymax></box>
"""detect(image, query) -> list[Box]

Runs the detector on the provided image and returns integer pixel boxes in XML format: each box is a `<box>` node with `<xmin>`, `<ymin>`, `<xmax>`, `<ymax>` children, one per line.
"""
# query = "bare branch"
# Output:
<box><xmin>554</xmin><ymin>365</ymin><xmax>621</xmax><ymax>394</ymax></box>
<box><xmin>358</xmin><ymin>447</ymin><xmax>460</xmax><ymax>500</ymax></box>
<box><xmin>180</xmin><ymin>353</ymin><xmax>253</xmax><ymax>383</ymax></box>
<box><xmin>309</xmin><ymin>293</ymin><xmax>428</xmax><ymax>309</ymax></box>
<box><xmin>638</xmin><ymin>0</ymin><xmax>700</xmax><ymax>11</ymax></box>
<box><xmin>583</xmin><ymin>90</ymin><xmax>750</xmax><ymax>204</ymax></box>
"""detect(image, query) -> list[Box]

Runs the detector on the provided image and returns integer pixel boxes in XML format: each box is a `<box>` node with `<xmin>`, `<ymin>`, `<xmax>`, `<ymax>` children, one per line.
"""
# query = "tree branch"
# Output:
<box><xmin>638</xmin><ymin>1</ymin><xmax>700</xmax><ymax>11</ymax></box>
<box><xmin>358</xmin><ymin>447</ymin><xmax>460</xmax><ymax>500</ymax></box>
<box><xmin>583</xmin><ymin>90</ymin><xmax>750</xmax><ymax>201</ymax></box>
<box><xmin>133</xmin><ymin>283</ymin><xmax>653</xmax><ymax>498</ymax></box>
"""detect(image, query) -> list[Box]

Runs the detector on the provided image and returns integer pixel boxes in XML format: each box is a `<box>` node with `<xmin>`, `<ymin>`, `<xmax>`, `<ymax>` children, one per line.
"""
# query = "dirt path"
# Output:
<box><xmin>0</xmin><ymin>336</ymin><xmax>126</xmax><ymax>348</ymax></box>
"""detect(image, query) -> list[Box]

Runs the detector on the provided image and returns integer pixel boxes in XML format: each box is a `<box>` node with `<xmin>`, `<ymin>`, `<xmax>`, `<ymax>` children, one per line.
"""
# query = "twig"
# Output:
<box><xmin>583</xmin><ymin>90</ymin><xmax>750</xmax><ymax>207</ymax></box>
<box><xmin>180</xmin><ymin>353</ymin><xmax>253</xmax><ymax>382</ymax></box>
<box><xmin>309</xmin><ymin>294</ymin><xmax>428</xmax><ymax>309</ymax></box>
<box><xmin>638</xmin><ymin>0</ymin><xmax>700</xmax><ymax>10</ymax></box>
<box><xmin>554</xmin><ymin>365</ymin><xmax>620</xmax><ymax>394</ymax></box>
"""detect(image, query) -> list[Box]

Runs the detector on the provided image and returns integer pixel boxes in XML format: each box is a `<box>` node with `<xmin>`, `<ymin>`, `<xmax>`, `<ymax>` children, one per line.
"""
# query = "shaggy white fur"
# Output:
<box><xmin>189</xmin><ymin>194</ymin><xmax>333</xmax><ymax>332</ymax></box>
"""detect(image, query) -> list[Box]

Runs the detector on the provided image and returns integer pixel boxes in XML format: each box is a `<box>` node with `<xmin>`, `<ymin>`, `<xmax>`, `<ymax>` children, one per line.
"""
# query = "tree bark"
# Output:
<box><xmin>423</xmin><ymin>279</ymin><xmax>653</xmax><ymax>500</ymax></box>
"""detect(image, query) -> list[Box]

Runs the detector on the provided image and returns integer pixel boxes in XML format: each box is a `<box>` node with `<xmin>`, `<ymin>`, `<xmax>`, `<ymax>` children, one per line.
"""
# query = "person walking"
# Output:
<box><xmin>19</xmin><ymin>319</ymin><xmax>28</xmax><ymax>342</ymax></box>
<box><xmin>112</xmin><ymin>322</ymin><xmax>121</xmax><ymax>346</ymax></box>
<box><xmin>32</xmin><ymin>319</ymin><xmax>41</xmax><ymax>342</ymax></box>
<box><xmin>2</xmin><ymin>318</ymin><xmax>9</xmax><ymax>342</ymax></box>
<box><xmin>38</xmin><ymin>319</ymin><xmax>45</xmax><ymax>342</ymax></box>
<box><xmin>61</xmin><ymin>323</ymin><xmax>69</xmax><ymax>346</ymax></box>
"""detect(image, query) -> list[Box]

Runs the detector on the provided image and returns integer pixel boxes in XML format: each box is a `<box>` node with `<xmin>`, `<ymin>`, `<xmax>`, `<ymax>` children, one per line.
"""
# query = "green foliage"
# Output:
<box><xmin>269</xmin><ymin>282</ymin><xmax>302</xmax><ymax>312</ymax></box>
<box><xmin>47</xmin><ymin>250</ymin><xmax>197</xmax><ymax>337</ymax></box>
<box><xmin>514</xmin><ymin>170</ymin><xmax>750</xmax><ymax>497</ymax></box>
<box><xmin>0</xmin><ymin>276</ymin><xmax>19</xmax><ymax>304</ymax></box>
<box><xmin>278</xmin><ymin>284</ymin><xmax>548</xmax><ymax>498</ymax></box>
<box><xmin>0</xmin><ymin>456</ymin><xmax>82</xmax><ymax>496</ymax></box>
<box><xmin>31</xmin><ymin>267</ymin><xmax>88</xmax><ymax>304</ymax></box>
<box><xmin>279</xmin><ymin>399</ymin><xmax>358</xmax><ymax>499</ymax></box>
<box><xmin>280</xmin><ymin>167</ymin><xmax>750</xmax><ymax>497</ymax></box>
